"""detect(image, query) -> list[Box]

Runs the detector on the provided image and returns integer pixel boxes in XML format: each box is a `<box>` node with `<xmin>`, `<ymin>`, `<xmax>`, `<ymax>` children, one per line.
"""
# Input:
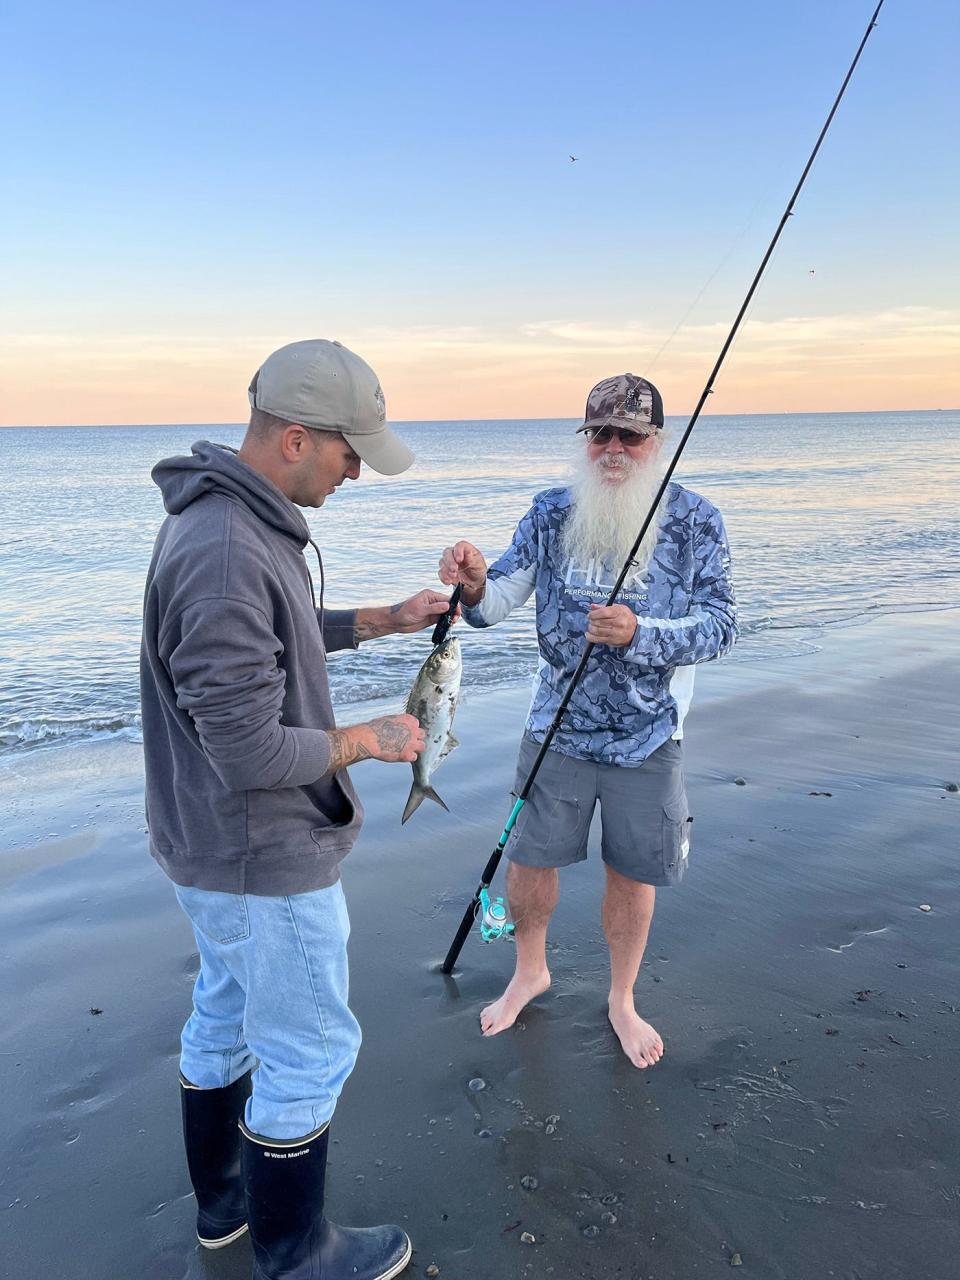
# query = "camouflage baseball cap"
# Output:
<box><xmin>577</xmin><ymin>373</ymin><xmax>664</xmax><ymax>435</ymax></box>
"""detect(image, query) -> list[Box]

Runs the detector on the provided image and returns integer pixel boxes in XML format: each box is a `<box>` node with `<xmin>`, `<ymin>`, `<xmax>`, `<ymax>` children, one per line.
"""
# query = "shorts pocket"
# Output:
<box><xmin>176</xmin><ymin>886</ymin><xmax>250</xmax><ymax>945</ymax></box>
<box><xmin>661</xmin><ymin>798</ymin><xmax>691</xmax><ymax>881</ymax></box>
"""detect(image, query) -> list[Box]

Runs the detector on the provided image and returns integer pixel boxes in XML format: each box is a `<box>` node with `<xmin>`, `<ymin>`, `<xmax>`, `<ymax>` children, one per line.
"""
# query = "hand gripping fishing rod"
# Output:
<box><xmin>441</xmin><ymin>0</ymin><xmax>885</xmax><ymax>975</ymax></box>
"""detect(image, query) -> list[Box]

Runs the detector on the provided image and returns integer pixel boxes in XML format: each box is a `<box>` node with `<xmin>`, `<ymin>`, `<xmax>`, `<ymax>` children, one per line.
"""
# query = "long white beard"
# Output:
<box><xmin>561</xmin><ymin>446</ymin><xmax>667</xmax><ymax>579</ymax></box>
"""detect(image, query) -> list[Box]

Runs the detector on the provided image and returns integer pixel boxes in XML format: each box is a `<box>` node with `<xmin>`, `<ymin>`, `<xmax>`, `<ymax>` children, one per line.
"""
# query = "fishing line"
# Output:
<box><xmin>646</xmin><ymin>60</ymin><xmax>821</xmax><ymax>379</ymax></box>
<box><xmin>442</xmin><ymin>0</ymin><xmax>886</xmax><ymax>974</ymax></box>
<box><xmin>704</xmin><ymin>229</ymin><xmax>792</xmax><ymax>400</ymax></box>
<box><xmin>645</xmin><ymin>189</ymin><xmax>774</xmax><ymax>376</ymax></box>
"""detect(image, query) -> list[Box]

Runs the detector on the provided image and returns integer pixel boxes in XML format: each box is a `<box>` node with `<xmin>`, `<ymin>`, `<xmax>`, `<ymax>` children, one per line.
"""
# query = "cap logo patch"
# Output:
<box><xmin>374</xmin><ymin>384</ymin><xmax>386</xmax><ymax>422</ymax></box>
<box><xmin>624</xmin><ymin>384</ymin><xmax>648</xmax><ymax>417</ymax></box>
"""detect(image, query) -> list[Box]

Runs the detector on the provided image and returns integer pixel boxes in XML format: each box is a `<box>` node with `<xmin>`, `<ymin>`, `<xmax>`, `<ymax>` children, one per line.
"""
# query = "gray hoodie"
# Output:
<box><xmin>140</xmin><ymin>441</ymin><xmax>363</xmax><ymax>895</ymax></box>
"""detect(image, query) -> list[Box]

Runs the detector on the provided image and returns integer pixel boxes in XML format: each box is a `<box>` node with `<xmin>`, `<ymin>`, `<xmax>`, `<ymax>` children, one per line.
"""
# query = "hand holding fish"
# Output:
<box><xmin>438</xmin><ymin>541</ymin><xmax>487</xmax><ymax>605</ymax></box>
<box><xmin>586</xmin><ymin>603</ymin><xmax>638</xmax><ymax>647</ymax></box>
<box><xmin>363</xmin><ymin>714</ymin><xmax>426</xmax><ymax>762</ymax></box>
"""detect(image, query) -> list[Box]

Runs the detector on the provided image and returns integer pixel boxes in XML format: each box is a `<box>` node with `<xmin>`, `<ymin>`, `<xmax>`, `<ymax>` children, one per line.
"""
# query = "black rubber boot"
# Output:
<box><xmin>179</xmin><ymin>1071</ymin><xmax>250</xmax><ymax>1249</ymax></box>
<box><xmin>240</xmin><ymin>1120</ymin><xmax>412</xmax><ymax>1280</ymax></box>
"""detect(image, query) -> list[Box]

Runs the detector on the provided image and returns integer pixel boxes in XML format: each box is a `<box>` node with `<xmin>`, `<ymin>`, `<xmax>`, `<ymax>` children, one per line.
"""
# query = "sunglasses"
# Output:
<box><xmin>582</xmin><ymin>425</ymin><xmax>655</xmax><ymax>447</ymax></box>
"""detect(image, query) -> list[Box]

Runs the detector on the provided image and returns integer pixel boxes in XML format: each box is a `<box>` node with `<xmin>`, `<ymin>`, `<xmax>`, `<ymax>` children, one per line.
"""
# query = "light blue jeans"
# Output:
<box><xmin>174</xmin><ymin>881</ymin><xmax>362</xmax><ymax>1140</ymax></box>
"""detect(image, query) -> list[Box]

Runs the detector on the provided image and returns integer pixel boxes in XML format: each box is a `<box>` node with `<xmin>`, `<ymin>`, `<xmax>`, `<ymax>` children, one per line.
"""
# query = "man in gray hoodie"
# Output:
<box><xmin>141</xmin><ymin>340</ymin><xmax>445</xmax><ymax>1280</ymax></box>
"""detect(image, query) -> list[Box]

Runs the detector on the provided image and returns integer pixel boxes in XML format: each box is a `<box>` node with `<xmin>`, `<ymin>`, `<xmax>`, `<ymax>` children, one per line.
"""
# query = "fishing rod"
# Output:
<box><xmin>441</xmin><ymin>0</ymin><xmax>886</xmax><ymax>974</ymax></box>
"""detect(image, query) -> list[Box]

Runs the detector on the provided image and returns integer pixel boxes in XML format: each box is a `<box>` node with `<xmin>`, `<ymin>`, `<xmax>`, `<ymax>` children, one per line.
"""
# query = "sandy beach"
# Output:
<box><xmin>2</xmin><ymin>609</ymin><xmax>958</xmax><ymax>1280</ymax></box>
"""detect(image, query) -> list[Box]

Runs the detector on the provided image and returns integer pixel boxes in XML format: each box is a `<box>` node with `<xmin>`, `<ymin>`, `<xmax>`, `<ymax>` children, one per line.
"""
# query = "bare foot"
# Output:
<box><xmin>479</xmin><ymin>970</ymin><xmax>551</xmax><ymax>1036</ymax></box>
<box><xmin>608</xmin><ymin>1000</ymin><xmax>664</xmax><ymax>1068</ymax></box>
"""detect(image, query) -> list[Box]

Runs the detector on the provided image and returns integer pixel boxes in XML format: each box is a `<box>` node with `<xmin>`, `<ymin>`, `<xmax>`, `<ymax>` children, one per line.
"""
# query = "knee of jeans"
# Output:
<box><xmin>318</xmin><ymin>1009</ymin><xmax>362</xmax><ymax>1074</ymax></box>
<box><xmin>345</xmin><ymin>1019</ymin><xmax>362</xmax><ymax>1068</ymax></box>
<box><xmin>190</xmin><ymin>1008</ymin><xmax>246</xmax><ymax>1049</ymax></box>
<box><xmin>247</xmin><ymin>1007</ymin><xmax>361</xmax><ymax>1086</ymax></box>
<box><xmin>180</xmin><ymin>1043</ymin><xmax>255</xmax><ymax>1089</ymax></box>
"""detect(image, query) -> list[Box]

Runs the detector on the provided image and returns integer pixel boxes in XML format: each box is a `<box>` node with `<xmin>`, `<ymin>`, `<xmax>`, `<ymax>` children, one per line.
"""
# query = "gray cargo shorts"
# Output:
<box><xmin>506</xmin><ymin>734</ymin><xmax>691</xmax><ymax>886</ymax></box>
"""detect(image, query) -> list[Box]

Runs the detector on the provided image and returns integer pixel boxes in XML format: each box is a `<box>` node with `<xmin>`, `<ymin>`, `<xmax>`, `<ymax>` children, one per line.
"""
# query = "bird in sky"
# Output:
<box><xmin>569</xmin><ymin>155</ymin><xmax>578</xmax><ymax>162</ymax></box>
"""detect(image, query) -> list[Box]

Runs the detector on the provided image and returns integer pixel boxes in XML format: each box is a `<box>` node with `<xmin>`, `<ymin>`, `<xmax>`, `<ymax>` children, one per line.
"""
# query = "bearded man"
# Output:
<box><xmin>438</xmin><ymin>374</ymin><xmax>737</xmax><ymax>1068</ymax></box>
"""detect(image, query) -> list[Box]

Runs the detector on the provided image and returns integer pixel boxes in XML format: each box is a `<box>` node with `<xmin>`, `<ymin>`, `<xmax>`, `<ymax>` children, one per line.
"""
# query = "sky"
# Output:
<box><xmin>1</xmin><ymin>0</ymin><xmax>957</xmax><ymax>425</ymax></box>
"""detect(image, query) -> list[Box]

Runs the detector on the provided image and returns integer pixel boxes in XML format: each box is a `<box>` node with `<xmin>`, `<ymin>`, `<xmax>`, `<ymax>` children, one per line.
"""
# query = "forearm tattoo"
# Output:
<box><xmin>354</xmin><ymin>603</ymin><xmax>404</xmax><ymax>643</ymax></box>
<box><xmin>327</xmin><ymin>729</ymin><xmax>372</xmax><ymax>773</ymax></box>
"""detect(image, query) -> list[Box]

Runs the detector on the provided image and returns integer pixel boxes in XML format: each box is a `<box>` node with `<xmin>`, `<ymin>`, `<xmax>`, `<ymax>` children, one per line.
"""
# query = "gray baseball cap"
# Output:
<box><xmin>248</xmin><ymin>339</ymin><xmax>414</xmax><ymax>476</ymax></box>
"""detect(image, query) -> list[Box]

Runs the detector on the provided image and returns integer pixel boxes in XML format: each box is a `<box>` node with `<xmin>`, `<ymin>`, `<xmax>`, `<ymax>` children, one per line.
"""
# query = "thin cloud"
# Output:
<box><xmin>2</xmin><ymin>307</ymin><xmax>957</xmax><ymax>424</ymax></box>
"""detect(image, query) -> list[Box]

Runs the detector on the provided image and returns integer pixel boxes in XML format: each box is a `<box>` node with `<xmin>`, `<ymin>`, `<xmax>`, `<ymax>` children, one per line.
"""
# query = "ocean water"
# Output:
<box><xmin>1</xmin><ymin>411</ymin><xmax>958</xmax><ymax>755</ymax></box>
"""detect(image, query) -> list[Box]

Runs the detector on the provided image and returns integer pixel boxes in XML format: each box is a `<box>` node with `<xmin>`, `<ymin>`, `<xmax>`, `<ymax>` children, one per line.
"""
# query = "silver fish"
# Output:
<box><xmin>402</xmin><ymin>635</ymin><xmax>462</xmax><ymax>823</ymax></box>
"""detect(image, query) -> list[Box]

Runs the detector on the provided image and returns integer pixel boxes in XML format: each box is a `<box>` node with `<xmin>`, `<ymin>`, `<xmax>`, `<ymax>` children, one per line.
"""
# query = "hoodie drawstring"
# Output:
<box><xmin>307</xmin><ymin>538</ymin><xmax>325</xmax><ymax>631</ymax></box>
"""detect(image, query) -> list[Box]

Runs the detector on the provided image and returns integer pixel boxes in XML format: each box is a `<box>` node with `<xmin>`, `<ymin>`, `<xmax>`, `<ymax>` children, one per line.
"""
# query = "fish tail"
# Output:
<box><xmin>401</xmin><ymin>781</ymin><xmax>450</xmax><ymax>824</ymax></box>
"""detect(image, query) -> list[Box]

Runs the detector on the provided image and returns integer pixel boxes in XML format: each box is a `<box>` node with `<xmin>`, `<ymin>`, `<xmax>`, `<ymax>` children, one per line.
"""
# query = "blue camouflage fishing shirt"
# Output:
<box><xmin>462</xmin><ymin>483</ymin><xmax>737</xmax><ymax>766</ymax></box>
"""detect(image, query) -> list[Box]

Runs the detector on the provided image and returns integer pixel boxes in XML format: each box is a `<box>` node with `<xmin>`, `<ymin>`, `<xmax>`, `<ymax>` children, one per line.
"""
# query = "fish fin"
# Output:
<box><xmin>439</xmin><ymin>733</ymin><xmax>460</xmax><ymax>761</ymax></box>
<box><xmin>401</xmin><ymin>783</ymin><xmax>425</xmax><ymax>824</ymax></box>
<box><xmin>401</xmin><ymin>780</ymin><xmax>449</xmax><ymax>824</ymax></box>
<box><xmin>425</xmin><ymin>784</ymin><xmax>450</xmax><ymax>813</ymax></box>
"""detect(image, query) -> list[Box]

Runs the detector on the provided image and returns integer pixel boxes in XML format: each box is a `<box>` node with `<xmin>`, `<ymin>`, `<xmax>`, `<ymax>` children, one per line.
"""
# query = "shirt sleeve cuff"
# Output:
<box><xmin>460</xmin><ymin>588</ymin><xmax>489</xmax><ymax>628</ymax></box>
<box><xmin>625</xmin><ymin>617</ymin><xmax>655</xmax><ymax>662</ymax></box>
<box><xmin>319</xmin><ymin>608</ymin><xmax>359</xmax><ymax>653</ymax></box>
<box><xmin>278</xmin><ymin>727</ymin><xmax>334</xmax><ymax>787</ymax></box>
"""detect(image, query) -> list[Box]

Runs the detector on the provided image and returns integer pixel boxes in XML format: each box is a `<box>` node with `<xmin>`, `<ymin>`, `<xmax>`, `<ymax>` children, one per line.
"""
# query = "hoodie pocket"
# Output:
<box><xmin>309</xmin><ymin>774</ymin><xmax>359</xmax><ymax>847</ymax></box>
<box><xmin>246</xmin><ymin>774</ymin><xmax>358</xmax><ymax>856</ymax></box>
